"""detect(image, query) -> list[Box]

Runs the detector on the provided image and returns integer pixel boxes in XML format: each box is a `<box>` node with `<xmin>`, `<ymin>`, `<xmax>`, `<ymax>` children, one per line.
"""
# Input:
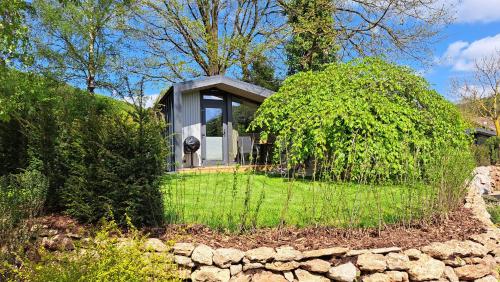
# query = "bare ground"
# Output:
<box><xmin>157</xmin><ymin>207</ymin><xmax>486</xmax><ymax>251</ymax></box>
<box><xmin>37</xmin><ymin>207</ymin><xmax>486</xmax><ymax>251</ymax></box>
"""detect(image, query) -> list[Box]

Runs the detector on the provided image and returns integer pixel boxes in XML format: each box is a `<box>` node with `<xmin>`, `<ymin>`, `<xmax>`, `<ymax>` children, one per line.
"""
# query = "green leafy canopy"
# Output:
<box><xmin>251</xmin><ymin>57</ymin><xmax>472</xmax><ymax>182</ymax></box>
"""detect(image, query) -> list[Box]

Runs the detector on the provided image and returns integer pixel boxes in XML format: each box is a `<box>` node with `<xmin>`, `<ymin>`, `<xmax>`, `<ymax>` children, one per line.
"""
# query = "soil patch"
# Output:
<box><xmin>35</xmin><ymin>207</ymin><xmax>486</xmax><ymax>251</ymax></box>
<box><xmin>157</xmin><ymin>207</ymin><xmax>486</xmax><ymax>251</ymax></box>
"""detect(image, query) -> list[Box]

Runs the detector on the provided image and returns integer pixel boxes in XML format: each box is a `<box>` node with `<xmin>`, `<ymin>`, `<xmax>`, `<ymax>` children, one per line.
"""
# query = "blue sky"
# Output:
<box><xmin>422</xmin><ymin>0</ymin><xmax>500</xmax><ymax>100</ymax></box>
<box><xmin>137</xmin><ymin>0</ymin><xmax>500</xmax><ymax>105</ymax></box>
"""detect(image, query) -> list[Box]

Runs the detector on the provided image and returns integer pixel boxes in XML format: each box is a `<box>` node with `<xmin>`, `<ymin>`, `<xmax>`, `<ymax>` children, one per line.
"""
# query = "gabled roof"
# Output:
<box><xmin>157</xmin><ymin>75</ymin><xmax>274</xmax><ymax>105</ymax></box>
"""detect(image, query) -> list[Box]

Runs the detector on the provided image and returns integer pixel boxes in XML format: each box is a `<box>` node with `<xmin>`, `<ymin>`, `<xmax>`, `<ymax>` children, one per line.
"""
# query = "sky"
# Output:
<box><xmin>425</xmin><ymin>0</ymin><xmax>500</xmax><ymax>100</ymax></box>
<box><xmin>137</xmin><ymin>0</ymin><xmax>500</xmax><ymax>106</ymax></box>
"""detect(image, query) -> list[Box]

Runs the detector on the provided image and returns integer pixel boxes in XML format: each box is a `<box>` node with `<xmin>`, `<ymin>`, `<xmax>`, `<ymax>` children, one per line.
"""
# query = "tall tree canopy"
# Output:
<box><xmin>131</xmin><ymin>0</ymin><xmax>285</xmax><ymax>82</ymax></box>
<box><xmin>26</xmin><ymin>0</ymin><xmax>455</xmax><ymax>86</ymax></box>
<box><xmin>0</xmin><ymin>0</ymin><xmax>31</xmax><ymax>66</ymax></box>
<box><xmin>280</xmin><ymin>0</ymin><xmax>452</xmax><ymax>72</ymax></box>
<box><xmin>31</xmin><ymin>0</ymin><xmax>135</xmax><ymax>93</ymax></box>
<box><xmin>284</xmin><ymin>0</ymin><xmax>338</xmax><ymax>74</ymax></box>
<box><xmin>244</xmin><ymin>55</ymin><xmax>281</xmax><ymax>91</ymax></box>
<box><xmin>131</xmin><ymin>0</ymin><xmax>453</xmax><ymax>81</ymax></box>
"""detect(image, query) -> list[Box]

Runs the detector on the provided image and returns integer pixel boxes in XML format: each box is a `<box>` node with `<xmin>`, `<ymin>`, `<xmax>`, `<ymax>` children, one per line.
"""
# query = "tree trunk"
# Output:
<box><xmin>241</xmin><ymin>54</ymin><xmax>250</xmax><ymax>82</ymax></box>
<box><xmin>207</xmin><ymin>4</ymin><xmax>219</xmax><ymax>76</ymax></box>
<box><xmin>87</xmin><ymin>30</ymin><xmax>96</xmax><ymax>94</ymax></box>
<box><xmin>495</xmin><ymin>118</ymin><xmax>500</xmax><ymax>137</ymax></box>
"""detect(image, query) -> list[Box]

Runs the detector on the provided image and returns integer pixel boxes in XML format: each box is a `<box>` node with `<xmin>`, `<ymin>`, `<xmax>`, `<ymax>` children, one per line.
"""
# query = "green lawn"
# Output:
<box><xmin>160</xmin><ymin>171</ymin><xmax>433</xmax><ymax>231</ymax></box>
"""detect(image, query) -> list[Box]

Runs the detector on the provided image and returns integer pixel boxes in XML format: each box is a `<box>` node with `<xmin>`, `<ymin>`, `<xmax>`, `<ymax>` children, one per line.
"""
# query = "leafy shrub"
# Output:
<box><xmin>426</xmin><ymin>146</ymin><xmax>476</xmax><ymax>214</ymax></box>
<box><xmin>472</xmin><ymin>144</ymin><xmax>492</xmax><ymax>166</ymax></box>
<box><xmin>10</xmin><ymin>219</ymin><xmax>180</xmax><ymax>282</ymax></box>
<box><xmin>484</xmin><ymin>195</ymin><xmax>500</xmax><ymax>225</ymax></box>
<box><xmin>488</xmin><ymin>205</ymin><xmax>500</xmax><ymax>225</ymax></box>
<box><xmin>484</xmin><ymin>136</ymin><xmax>500</xmax><ymax>164</ymax></box>
<box><xmin>470</xmin><ymin>136</ymin><xmax>500</xmax><ymax>166</ymax></box>
<box><xmin>251</xmin><ymin>57</ymin><xmax>472</xmax><ymax>183</ymax></box>
<box><xmin>0</xmin><ymin>167</ymin><xmax>48</xmax><ymax>243</ymax></box>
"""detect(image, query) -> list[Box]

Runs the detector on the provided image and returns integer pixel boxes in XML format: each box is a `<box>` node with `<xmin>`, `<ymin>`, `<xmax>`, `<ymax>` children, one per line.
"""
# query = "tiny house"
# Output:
<box><xmin>157</xmin><ymin>75</ymin><xmax>274</xmax><ymax>170</ymax></box>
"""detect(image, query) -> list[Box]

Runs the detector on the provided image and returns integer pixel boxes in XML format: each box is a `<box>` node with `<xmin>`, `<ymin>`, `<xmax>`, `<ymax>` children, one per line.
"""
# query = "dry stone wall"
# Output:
<box><xmin>172</xmin><ymin>233</ymin><xmax>499</xmax><ymax>282</ymax></box>
<box><xmin>170</xmin><ymin>167</ymin><xmax>500</xmax><ymax>282</ymax></box>
<box><xmin>488</xmin><ymin>166</ymin><xmax>500</xmax><ymax>193</ymax></box>
<box><xmin>34</xmin><ymin>167</ymin><xmax>500</xmax><ymax>281</ymax></box>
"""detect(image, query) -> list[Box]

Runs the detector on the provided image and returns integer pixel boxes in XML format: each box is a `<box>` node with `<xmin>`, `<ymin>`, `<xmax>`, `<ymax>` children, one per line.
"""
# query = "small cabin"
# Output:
<box><xmin>157</xmin><ymin>75</ymin><xmax>274</xmax><ymax>170</ymax></box>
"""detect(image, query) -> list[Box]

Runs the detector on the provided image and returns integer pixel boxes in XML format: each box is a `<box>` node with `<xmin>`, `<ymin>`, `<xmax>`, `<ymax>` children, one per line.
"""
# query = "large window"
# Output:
<box><xmin>230</xmin><ymin>97</ymin><xmax>259</xmax><ymax>164</ymax></box>
<box><xmin>201</xmin><ymin>93</ymin><xmax>225</xmax><ymax>163</ymax></box>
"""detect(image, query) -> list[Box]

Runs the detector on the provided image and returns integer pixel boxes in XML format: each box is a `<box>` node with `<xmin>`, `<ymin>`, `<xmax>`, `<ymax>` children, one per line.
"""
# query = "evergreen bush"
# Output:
<box><xmin>0</xmin><ymin>67</ymin><xmax>168</xmax><ymax>227</ymax></box>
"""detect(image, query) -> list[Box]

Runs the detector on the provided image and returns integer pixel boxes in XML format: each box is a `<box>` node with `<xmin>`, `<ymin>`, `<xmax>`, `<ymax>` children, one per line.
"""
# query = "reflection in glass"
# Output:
<box><xmin>203</xmin><ymin>94</ymin><xmax>223</xmax><ymax>101</ymax></box>
<box><xmin>205</xmin><ymin>108</ymin><xmax>223</xmax><ymax>137</ymax></box>
<box><xmin>205</xmin><ymin>107</ymin><xmax>223</xmax><ymax>161</ymax></box>
<box><xmin>230</xmin><ymin>98</ymin><xmax>259</xmax><ymax>164</ymax></box>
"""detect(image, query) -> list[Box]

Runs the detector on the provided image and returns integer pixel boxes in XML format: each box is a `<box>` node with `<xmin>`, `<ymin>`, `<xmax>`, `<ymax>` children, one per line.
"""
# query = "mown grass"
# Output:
<box><xmin>160</xmin><ymin>171</ymin><xmax>434</xmax><ymax>231</ymax></box>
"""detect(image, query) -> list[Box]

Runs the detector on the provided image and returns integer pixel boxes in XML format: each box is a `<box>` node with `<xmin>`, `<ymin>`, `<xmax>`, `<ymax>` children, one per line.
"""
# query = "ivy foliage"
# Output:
<box><xmin>251</xmin><ymin>58</ymin><xmax>472</xmax><ymax>182</ymax></box>
<box><xmin>284</xmin><ymin>0</ymin><xmax>338</xmax><ymax>74</ymax></box>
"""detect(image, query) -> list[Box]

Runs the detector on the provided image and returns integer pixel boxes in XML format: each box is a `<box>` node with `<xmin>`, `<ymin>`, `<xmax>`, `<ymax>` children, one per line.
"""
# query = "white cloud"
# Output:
<box><xmin>123</xmin><ymin>94</ymin><xmax>159</xmax><ymax>108</ymax></box>
<box><xmin>453</xmin><ymin>0</ymin><xmax>500</xmax><ymax>23</ymax></box>
<box><xmin>440</xmin><ymin>33</ymin><xmax>500</xmax><ymax>71</ymax></box>
<box><xmin>455</xmin><ymin>84</ymin><xmax>489</xmax><ymax>99</ymax></box>
<box><xmin>145</xmin><ymin>94</ymin><xmax>159</xmax><ymax>108</ymax></box>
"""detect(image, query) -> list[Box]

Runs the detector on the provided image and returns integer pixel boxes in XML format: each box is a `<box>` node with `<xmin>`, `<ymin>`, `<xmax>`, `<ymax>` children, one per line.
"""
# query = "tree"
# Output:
<box><xmin>130</xmin><ymin>0</ymin><xmax>285</xmax><ymax>82</ymax></box>
<box><xmin>280</xmin><ymin>0</ymin><xmax>453</xmax><ymax>67</ymax></box>
<box><xmin>131</xmin><ymin>0</ymin><xmax>451</xmax><ymax>81</ymax></box>
<box><xmin>455</xmin><ymin>51</ymin><xmax>500</xmax><ymax>136</ymax></box>
<box><xmin>283</xmin><ymin>0</ymin><xmax>338</xmax><ymax>74</ymax></box>
<box><xmin>0</xmin><ymin>0</ymin><xmax>31</xmax><ymax>66</ymax></box>
<box><xmin>251</xmin><ymin>58</ymin><xmax>471</xmax><ymax>182</ymax></box>
<box><xmin>31</xmin><ymin>0</ymin><xmax>135</xmax><ymax>93</ymax></box>
<box><xmin>244</xmin><ymin>55</ymin><xmax>281</xmax><ymax>91</ymax></box>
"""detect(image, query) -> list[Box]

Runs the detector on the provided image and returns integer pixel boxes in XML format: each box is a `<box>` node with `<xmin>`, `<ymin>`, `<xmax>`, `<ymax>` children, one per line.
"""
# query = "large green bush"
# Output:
<box><xmin>471</xmin><ymin>136</ymin><xmax>500</xmax><ymax>166</ymax></box>
<box><xmin>0</xmin><ymin>67</ymin><xmax>168</xmax><ymax>227</ymax></box>
<box><xmin>251</xmin><ymin>58</ymin><xmax>472</xmax><ymax>182</ymax></box>
<box><xmin>61</xmin><ymin>106</ymin><xmax>168</xmax><ymax>226</ymax></box>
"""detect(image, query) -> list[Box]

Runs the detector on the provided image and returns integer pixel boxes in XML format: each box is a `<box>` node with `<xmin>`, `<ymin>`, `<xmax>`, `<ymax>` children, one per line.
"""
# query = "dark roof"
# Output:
<box><xmin>473</xmin><ymin>127</ymin><xmax>496</xmax><ymax>137</ymax></box>
<box><xmin>157</xmin><ymin>75</ymin><xmax>274</xmax><ymax>105</ymax></box>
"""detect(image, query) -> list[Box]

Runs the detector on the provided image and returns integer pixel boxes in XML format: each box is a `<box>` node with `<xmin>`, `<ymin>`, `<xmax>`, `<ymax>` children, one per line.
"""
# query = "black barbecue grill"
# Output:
<box><xmin>183</xmin><ymin>136</ymin><xmax>200</xmax><ymax>168</ymax></box>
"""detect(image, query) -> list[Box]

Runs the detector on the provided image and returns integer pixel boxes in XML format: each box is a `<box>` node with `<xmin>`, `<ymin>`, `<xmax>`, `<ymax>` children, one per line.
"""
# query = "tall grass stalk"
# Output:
<box><xmin>160</xmin><ymin>141</ymin><xmax>475</xmax><ymax>233</ymax></box>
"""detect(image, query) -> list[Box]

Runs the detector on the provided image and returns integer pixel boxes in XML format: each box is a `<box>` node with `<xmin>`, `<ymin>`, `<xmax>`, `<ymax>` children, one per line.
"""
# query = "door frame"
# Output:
<box><xmin>200</xmin><ymin>89</ymin><xmax>229</xmax><ymax>166</ymax></box>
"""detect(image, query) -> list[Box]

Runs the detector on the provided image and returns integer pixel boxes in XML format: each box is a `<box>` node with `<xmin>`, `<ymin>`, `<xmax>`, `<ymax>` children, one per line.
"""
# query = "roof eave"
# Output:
<box><xmin>155</xmin><ymin>75</ymin><xmax>274</xmax><ymax>105</ymax></box>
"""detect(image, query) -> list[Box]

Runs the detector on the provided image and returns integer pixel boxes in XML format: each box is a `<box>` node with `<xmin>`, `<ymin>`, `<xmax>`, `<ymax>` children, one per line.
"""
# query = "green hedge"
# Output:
<box><xmin>0</xmin><ymin>67</ymin><xmax>168</xmax><ymax>226</ymax></box>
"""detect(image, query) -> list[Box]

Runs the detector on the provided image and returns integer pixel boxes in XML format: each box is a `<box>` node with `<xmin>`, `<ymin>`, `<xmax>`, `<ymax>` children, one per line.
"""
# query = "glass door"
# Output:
<box><xmin>201</xmin><ymin>92</ymin><xmax>227</xmax><ymax>165</ymax></box>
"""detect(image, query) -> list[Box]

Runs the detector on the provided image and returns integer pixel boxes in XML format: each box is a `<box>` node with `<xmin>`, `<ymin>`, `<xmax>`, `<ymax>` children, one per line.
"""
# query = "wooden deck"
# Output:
<box><xmin>177</xmin><ymin>164</ymin><xmax>272</xmax><ymax>174</ymax></box>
